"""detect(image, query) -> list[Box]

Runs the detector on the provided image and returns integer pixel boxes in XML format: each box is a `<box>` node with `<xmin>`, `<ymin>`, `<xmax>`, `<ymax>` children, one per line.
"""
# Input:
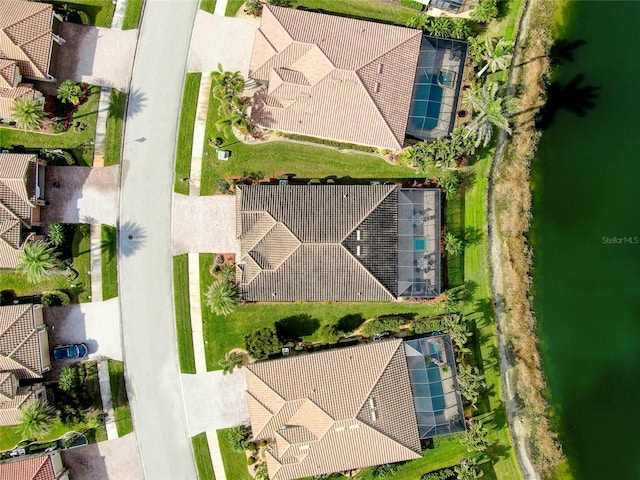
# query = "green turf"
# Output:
<box><xmin>122</xmin><ymin>0</ymin><xmax>145</xmax><ymax>29</ymax></box>
<box><xmin>224</xmin><ymin>0</ymin><xmax>244</xmax><ymax>16</ymax></box>
<box><xmin>174</xmin><ymin>255</ymin><xmax>196</xmax><ymax>374</ymax></box>
<box><xmin>0</xmin><ymin>271</ymin><xmax>71</xmax><ymax>298</ymax></box>
<box><xmin>200</xmin><ymin>0</ymin><xmax>217</xmax><ymax>13</ymax></box>
<box><xmin>175</xmin><ymin>73</ymin><xmax>202</xmax><ymax>194</ymax></box>
<box><xmin>108</xmin><ymin>360</ymin><xmax>132</xmax><ymax>437</ymax></box>
<box><xmin>71</xmin><ymin>224</ymin><xmax>92</xmax><ymax>303</ymax></box>
<box><xmin>48</xmin><ymin>0</ymin><xmax>115</xmax><ymax>27</ymax></box>
<box><xmin>101</xmin><ymin>225</ymin><xmax>118</xmax><ymax>300</ymax></box>
<box><xmin>217</xmin><ymin>429</ymin><xmax>252</xmax><ymax>480</ymax></box>
<box><xmin>0</xmin><ymin>85</ymin><xmax>100</xmax><ymax>166</ymax></box>
<box><xmin>292</xmin><ymin>0</ymin><xmax>418</xmax><ymax>26</ymax></box>
<box><xmin>192</xmin><ymin>433</ymin><xmax>217</xmax><ymax>480</ymax></box>
<box><xmin>104</xmin><ymin>89</ymin><xmax>126</xmax><ymax>166</ymax></box>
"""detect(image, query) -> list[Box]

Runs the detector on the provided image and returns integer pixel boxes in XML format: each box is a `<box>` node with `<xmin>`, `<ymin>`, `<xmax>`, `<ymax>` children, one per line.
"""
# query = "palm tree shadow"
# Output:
<box><xmin>126</xmin><ymin>89</ymin><xmax>147</xmax><ymax>119</ymax></box>
<box><xmin>549</xmin><ymin>39</ymin><xmax>586</xmax><ymax>65</ymax></box>
<box><xmin>536</xmin><ymin>74</ymin><xmax>600</xmax><ymax>130</ymax></box>
<box><xmin>120</xmin><ymin>221</ymin><xmax>146</xmax><ymax>257</ymax></box>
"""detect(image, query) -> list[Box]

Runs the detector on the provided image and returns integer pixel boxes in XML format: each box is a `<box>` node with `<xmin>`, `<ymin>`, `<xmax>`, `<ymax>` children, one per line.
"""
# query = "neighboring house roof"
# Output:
<box><xmin>249</xmin><ymin>5</ymin><xmax>422</xmax><ymax>150</ymax></box>
<box><xmin>0</xmin><ymin>454</ymin><xmax>58</xmax><ymax>480</ymax></box>
<box><xmin>0</xmin><ymin>153</ymin><xmax>40</xmax><ymax>268</ymax></box>
<box><xmin>0</xmin><ymin>82</ymin><xmax>37</xmax><ymax>122</ymax></box>
<box><xmin>245</xmin><ymin>339</ymin><xmax>421</xmax><ymax>480</ymax></box>
<box><xmin>0</xmin><ymin>304</ymin><xmax>48</xmax><ymax>380</ymax></box>
<box><xmin>0</xmin><ymin>0</ymin><xmax>56</xmax><ymax>80</ymax></box>
<box><xmin>236</xmin><ymin>184</ymin><xmax>399</xmax><ymax>302</ymax></box>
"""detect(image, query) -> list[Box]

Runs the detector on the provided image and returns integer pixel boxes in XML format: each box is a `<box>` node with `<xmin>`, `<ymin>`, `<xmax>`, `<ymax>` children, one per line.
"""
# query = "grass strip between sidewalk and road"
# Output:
<box><xmin>200</xmin><ymin>0</ymin><xmax>217</xmax><ymax>13</ymax></box>
<box><xmin>107</xmin><ymin>360</ymin><xmax>132</xmax><ymax>437</ymax></box>
<box><xmin>224</xmin><ymin>0</ymin><xmax>244</xmax><ymax>16</ymax></box>
<box><xmin>104</xmin><ymin>89</ymin><xmax>126</xmax><ymax>166</ymax></box>
<box><xmin>72</xmin><ymin>223</ymin><xmax>92</xmax><ymax>303</ymax></box>
<box><xmin>192</xmin><ymin>433</ymin><xmax>216</xmax><ymax>480</ymax></box>
<box><xmin>173</xmin><ymin>255</ymin><xmax>196</xmax><ymax>374</ymax></box>
<box><xmin>175</xmin><ymin>73</ymin><xmax>202</xmax><ymax>194</ymax></box>
<box><xmin>101</xmin><ymin>225</ymin><xmax>118</xmax><ymax>300</ymax></box>
<box><xmin>122</xmin><ymin>0</ymin><xmax>145</xmax><ymax>29</ymax></box>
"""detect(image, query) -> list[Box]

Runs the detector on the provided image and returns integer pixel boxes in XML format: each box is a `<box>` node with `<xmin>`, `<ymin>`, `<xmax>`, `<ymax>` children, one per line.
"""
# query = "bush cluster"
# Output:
<box><xmin>360</xmin><ymin>317</ymin><xmax>405</xmax><ymax>336</ymax></box>
<box><xmin>282</xmin><ymin>133</ymin><xmax>379</xmax><ymax>153</ymax></box>
<box><xmin>244</xmin><ymin>327</ymin><xmax>282</xmax><ymax>359</ymax></box>
<box><xmin>41</xmin><ymin>290</ymin><xmax>70</xmax><ymax>307</ymax></box>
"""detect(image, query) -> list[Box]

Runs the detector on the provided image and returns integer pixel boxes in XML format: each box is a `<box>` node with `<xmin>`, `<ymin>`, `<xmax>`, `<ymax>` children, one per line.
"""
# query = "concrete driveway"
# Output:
<box><xmin>45</xmin><ymin>298</ymin><xmax>123</xmax><ymax>362</ymax></box>
<box><xmin>61</xmin><ymin>434</ymin><xmax>144</xmax><ymax>480</ymax></box>
<box><xmin>188</xmin><ymin>12</ymin><xmax>259</xmax><ymax>75</ymax></box>
<box><xmin>172</xmin><ymin>193</ymin><xmax>241</xmax><ymax>255</ymax></box>
<box><xmin>43</xmin><ymin>166</ymin><xmax>119</xmax><ymax>226</ymax></box>
<box><xmin>181</xmin><ymin>370</ymin><xmax>250</xmax><ymax>435</ymax></box>
<box><xmin>55</xmin><ymin>23</ymin><xmax>137</xmax><ymax>91</ymax></box>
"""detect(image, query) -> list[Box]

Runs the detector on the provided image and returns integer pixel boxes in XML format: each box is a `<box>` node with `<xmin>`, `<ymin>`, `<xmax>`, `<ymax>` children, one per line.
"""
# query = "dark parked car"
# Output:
<box><xmin>53</xmin><ymin>343</ymin><xmax>88</xmax><ymax>360</ymax></box>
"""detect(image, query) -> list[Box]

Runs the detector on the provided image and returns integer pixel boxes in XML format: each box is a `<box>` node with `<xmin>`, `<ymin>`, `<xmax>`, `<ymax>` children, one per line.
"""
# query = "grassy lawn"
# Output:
<box><xmin>0</xmin><ymin>272</ymin><xmax>70</xmax><ymax>298</ymax></box>
<box><xmin>292</xmin><ymin>0</ymin><xmax>418</xmax><ymax>26</ymax></box>
<box><xmin>224</xmin><ymin>0</ymin><xmax>244</xmax><ymax>16</ymax></box>
<box><xmin>200</xmin><ymin>0</ymin><xmax>217</xmax><ymax>13</ymax></box>
<box><xmin>192</xmin><ymin>433</ymin><xmax>216</xmax><ymax>480</ymax></box>
<box><xmin>175</xmin><ymin>73</ymin><xmax>202</xmax><ymax>194</ymax></box>
<box><xmin>108</xmin><ymin>360</ymin><xmax>132</xmax><ymax>437</ymax></box>
<box><xmin>200</xmin><ymin>94</ymin><xmax>414</xmax><ymax>196</ymax></box>
<box><xmin>47</xmin><ymin>0</ymin><xmax>115</xmax><ymax>27</ymax></box>
<box><xmin>174</xmin><ymin>255</ymin><xmax>196</xmax><ymax>374</ymax></box>
<box><xmin>122</xmin><ymin>0</ymin><xmax>145</xmax><ymax>29</ymax></box>
<box><xmin>72</xmin><ymin>223</ymin><xmax>92</xmax><ymax>303</ymax></box>
<box><xmin>0</xmin><ymin>85</ymin><xmax>100</xmax><ymax>166</ymax></box>
<box><xmin>101</xmin><ymin>225</ymin><xmax>118</xmax><ymax>300</ymax></box>
<box><xmin>217</xmin><ymin>429</ymin><xmax>252</xmax><ymax>480</ymax></box>
<box><xmin>104</xmin><ymin>89</ymin><xmax>126</xmax><ymax>166</ymax></box>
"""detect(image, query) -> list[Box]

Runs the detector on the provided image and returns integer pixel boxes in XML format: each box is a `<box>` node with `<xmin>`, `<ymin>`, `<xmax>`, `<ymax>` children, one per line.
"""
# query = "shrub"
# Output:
<box><xmin>372</xmin><ymin>462</ymin><xmax>401</xmax><ymax>478</ymax></box>
<box><xmin>48</xmin><ymin>222</ymin><xmax>65</xmax><ymax>247</ymax></box>
<box><xmin>246</xmin><ymin>0</ymin><xmax>263</xmax><ymax>15</ymax></box>
<box><xmin>247</xmin><ymin>456</ymin><xmax>256</xmax><ymax>465</ymax></box>
<box><xmin>360</xmin><ymin>317</ymin><xmax>405</xmax><ymax>337</ymax></box>
<box><xmin>410</xmin><ymin>317</ymin><xmax>446</xmax><ymax>334</ymax></box>
<box><xmin>420</xmin><ymin>467</ymin><xmax>455</xmax><ymax>480</ymax></box>
<box><xmin>399</xmin><ymin>0</ymin><xmax>424</xmax><ymax>10</ymax></box>
<box><xmin>227</xmin><ymin>424</ymin><xmax>251</xmax><ymax>453</ymax></box>
<box><xmin>244</xmin><ymin>327</ymin><xmax>282</xmax><ymax>359</ymax></box>
<box><xmin>52</xmin><ymin>121</ymin><xmax>67</xmax><ymax>133</ymax></box>
<box><xmin>215</xmin><ymin>178</ymin><xmax>230</xmax><ymax>193</ymax></box>
<box><xmin>41</xmin><ymin>290</ymin><xmax>70</xmax><ymax>307</ymax></box>
<box><xmin>471</xmin><ymin>0</ymin><xmax>499</xmax><ymax>23</ymax></box>
<box><xmin>269</xmin><ymin>0</ymin><xmax>292</xmax><ymax>6</ymax></box>
<box><xmin>204</xmin><ymin>278</ymin><xmax>240</xmax><ymax>316</ymax></box>
<box><xmin>58</xmin><ymin>365</ymin><xmax>84</xmax><ymax>391</ymax></box>
<box><xmin>317</xmin><ymin>323</ymin><xmax>341</xmax><ymax>343</ymax></box>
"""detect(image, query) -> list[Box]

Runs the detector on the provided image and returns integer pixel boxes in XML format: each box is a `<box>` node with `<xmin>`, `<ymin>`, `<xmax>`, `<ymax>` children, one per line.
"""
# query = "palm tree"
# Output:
<box><xmin>444</xmin><ymin>232</ymin><xmax>464</xmax><ymax>256</ymax></box>
<box><xmin>406</xmin><ymin>14</ymin><xmax>431</xmax><ymax>31</ymax></box>
<box><xmin>457</xmin><ymin>365</ymin><xmax>486</xmax><ymax>409</ymax></box>
<box><xmin>204</xmin><ymin>278</ymin><xmax>240</xmax><ymax>316</ymax></box>
<box><xmin>17</xmin><ymin>240</ymin><xmax>62</xmax><ymax>283</ymax></box>
<box><xmin>462</xmin><ymin>420</ymin><xmax>493</xmax><ymax>453</ymax></box>
<box><xmin>48</xmin><ymin>222</ymin><xmax>65</xmax><ymax>247</ymax></box>
<box><xmin>467</xmin><ymin>36</ymin><xmax>486</xmax><ymax>64</ymax></box>
<box><xmin>219</xmin><ymin>351</ymin><xmax>244</xmax><ymax>375</ymax></box>
<box><xmin>11</xmin><ymin>96</ymin><xmax>44</xmax><ymax>131</ymax></box>
<box><xmin>455</xmin><ymin>457</ymin><xmax>485</xmax><ymax>480</ymax></box>
<box><xmin>17</xmin><ymin>400</ymin><xmax>56</xmax><ymax>438</ymax></box>
<box><xmin>211</xmin><ymin>64</ymin><xmax>245</xmax><ymax>102</ymax></box>
<box><xmin>429</xmin><ymin>17</ymin><xmax>452</xmax><ymax>38</ymax></box>
<box><xmin>477</xmin><ymin>38</ymin><xmax>513</xmax><ymax>77</ymax></box>
<box><xmin>470</xmin><ymin>0</ymin><xmax>498</xmax><ymax>23</ymax></box>
<box><xmin>216</xmin><ymin>96</ymin><xmax>252</xmax><ymax>136</ymax></box>
<box><xmin>464</xmin><ymin>82</ymin><xmax>518</xmax><ymax>147</ymax></box>
<box><xmin>450</xmin><ymin>19</ymin><xmax>471</xmax><ymax>40</ymax></box>
<box><xmin>57</xmin><ymin>80</ymin><xmax>82</xmax><ymax>105</ymax></box>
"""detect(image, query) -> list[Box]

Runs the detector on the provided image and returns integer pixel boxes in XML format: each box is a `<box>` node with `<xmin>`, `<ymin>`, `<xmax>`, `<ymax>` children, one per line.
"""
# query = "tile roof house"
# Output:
<box><xmin>0</xmin><ymin>452</ymin><xmax>69</xmax><ymax>480</ymax></box>
<box><xmin>0</xmin><ymin>153</ymin><xmax>47</xmax><ymax>269</ymax></box>
<box><xmin>0</xmin><ymin>304</ymin><xmax>50</xmax><ymax>426</ymax></box>
<box><xmin>0</xmin><ymin>0</ymin><xmax>63</xmax><ymax>122</ymax></box>
<box><xmin>244</xmin><ymin>339</ymin><xmax>422</xmax><ymax>480</ymax></box>
<box><xmin>249</xmin><ymin>5</ymin><xmax>423</xmax><ymax>150</ymax></box>
<box><xmin>236</xmin><ymin>184</ymin><xmax>441</xmax><ymax>301</ymax></box>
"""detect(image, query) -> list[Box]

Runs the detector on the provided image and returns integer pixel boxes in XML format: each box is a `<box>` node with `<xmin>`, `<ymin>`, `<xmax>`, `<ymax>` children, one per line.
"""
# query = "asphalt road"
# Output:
<box><xmin>118</xmin><ymin>0</ymin><xmax>199</xmax><ymax>478</ymax></box>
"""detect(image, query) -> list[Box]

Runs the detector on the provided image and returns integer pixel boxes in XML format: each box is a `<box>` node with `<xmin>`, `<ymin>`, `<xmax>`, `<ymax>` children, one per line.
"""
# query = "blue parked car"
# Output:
<box><xmin>53</xmin><ymin>343</ymin><xmax>88</xmax><ymax>360</ymax></box>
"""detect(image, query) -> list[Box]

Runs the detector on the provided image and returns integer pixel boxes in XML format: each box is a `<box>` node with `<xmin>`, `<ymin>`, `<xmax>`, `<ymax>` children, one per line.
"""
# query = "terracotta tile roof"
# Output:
<box><xmin>0</xmin><ymin>455</ymin><xmax>57</xmax><ymax>480</ymax></box>
<box><xmin>0</xmin><ymin>0</ymin><xmax>56</xmax><ymax>80</ymax></box>
<box><xmin>0</xmin><ymin>304</ymin><xmax>48</xmax><ymax>380</ymax></box>
<box><xmin>245</xmin><ymin>339</ymin><xmax>421</xmax><ymax>480</ymax></box>
<box><xmin>0</xmin><ymin>371</ymin><xmax>34</xmax><ymax>426</ymax></box>
<box><xmin>0</xmin><ymin>153</ymin><xmax>40</xmax><ymax>268</ymax></box>
<box><xmin>0</xmin><ymin>59</ymin><xmax>19</xmax><ymax>88</ymax></box>
<box><xmin>236</xmin><ymin>185</ymin><xmax>398</xmax><ymax>301</ymax></box>
<box><xmin>0</xmin><ymin>82</ymin><xmax>37</xmax><ymax>121</ymax></box>
<box><xmin>249</xmin><ymin>5</ymin><xmax>422</xmax><ymax>150</ymax></box>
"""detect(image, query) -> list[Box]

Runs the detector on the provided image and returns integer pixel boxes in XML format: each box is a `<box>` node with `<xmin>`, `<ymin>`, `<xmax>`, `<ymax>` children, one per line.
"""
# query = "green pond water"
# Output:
<box><xmin>533</xmin><ymin>1</ymin><xmax>640</xmax><ymax>479</ymax></box>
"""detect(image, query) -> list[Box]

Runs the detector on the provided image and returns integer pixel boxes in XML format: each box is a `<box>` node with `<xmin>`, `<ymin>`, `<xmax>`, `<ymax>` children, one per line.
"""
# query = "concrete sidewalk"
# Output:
<box><xmin>93</xmin><ymin>87</ymin><xmax>111</xmax><ymax>167</ymax></box>
<box><xmin>97</xmin><ymin>361</ymin><xmax>119</xmax><ymax>440</ymax></box>
<box><xmin>111</xmin><ymin>0</ymin><xmax>130</xmax><ymax>29</ymax></box>
<box><xmin>188</xmin><ymin>253</ymin><xmax>207</xmax><ymax>373</ymax></box>
<box><xmin>206</xmin><ymin>430</ymin><xmax>226</xmax><ymax>480</ymax></box>
<box><xmin>189</xmin><ymin>75</ymin><xmax>212</xmax><ymax>196</ymax></box>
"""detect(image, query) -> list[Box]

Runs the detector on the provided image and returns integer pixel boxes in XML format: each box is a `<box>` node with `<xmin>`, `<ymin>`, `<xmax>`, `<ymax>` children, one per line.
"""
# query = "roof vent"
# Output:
<box><xmin>349</xmin><ymin>424</ymin><xmax>360</xmax><ymax>429</ymax></box>
<box><xmin>335</xmin><ymin>427</ymin><xmax>346</xmax><ymax>432</ymax></box>
<box><xmin>356</xmin><ymin>230</ymin><xmax>361</xmax><ymax>240</ymax></box>
<box><xmin>299</xmin><ymin>445</ymin><xmax>310</xmax><ymax>450</ymax></box>
<box><xmin>356</xmin><ymin>245</ymin><xmax>361</xmax><ymax>257</ymax></box>
<box><xmin>369</xmin><ymin>398</ymin><xmax>375</xmax><ymax>408</ymax></box>
<box><xmin>374</xmin><ymin>82</ymin><xmax>380</xmax><ymax>93</ymax></box>
<box><xmin>377</xmin><ymin>63</ymin><xmax>383</xmax><ymax>74</ymax></box>
<box><xmin>371</xmin><ymin>410</ymin><xmax>377</xmax><ymax>422</ymax></box>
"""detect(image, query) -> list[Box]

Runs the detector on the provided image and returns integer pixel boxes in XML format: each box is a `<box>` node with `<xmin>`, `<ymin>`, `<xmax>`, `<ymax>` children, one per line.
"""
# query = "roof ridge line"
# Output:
<box><xmin>0</xmin><ymin>303</ymin><xmax>30</xmax><ymax>342</ymax></box>
<box><xmin>354</xmin><ymin>340</ymin><xmax>403</xmax><ymax>414</ymax></box>
<box><xmin>357</xmin><ymin>418</ymin><xmax>422</xmax><ymax>457</ymax></box>
<box><xmin>339</xmin><ymin>244</ymin><xmax>395</xmax><ymax>300</ymax></box>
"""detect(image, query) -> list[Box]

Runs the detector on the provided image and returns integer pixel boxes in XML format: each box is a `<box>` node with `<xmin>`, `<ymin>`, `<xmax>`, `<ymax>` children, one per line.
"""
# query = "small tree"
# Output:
<box><xmin>470</xmin><ymin>0</ymin><xmax>498</xmax><ymax>23</ymax></box>
<box><xmin>464</xmin><ymin>82</ymin><xmax>518</xmax><ymax>147</ymax></box>
<box><xmin>450</xmin><ymin>19</ymin><xmax>471</xmax><ymax>40</ymax></box>
<box><xmin>41</xmin><ymin>290</ymin><xmax>71</xmax><ymax>307</ymax></box>
<box><xmin>372</xmin><ymin>462</ymin><xmax>400</xmax><ymax>478</ymax></box>
<box><xmin>59</xmin><ymin>365</ymin><xmax>84</xmax><ymax>391</ymax></box>
<box><xmin>227</xmin><ymin>424</ymin><xmax>251</xmax><ymax>453</ymax></box>
<box><xmin>457</xmin><ymin>365</ymin><xmax>486</xmax><ymax>410</ymax></box>
<box><xmin>204</xmin><ymin>278</ymin><xmax>240</xmax><ymax>316</ymax></box>
<box><xmin>317</xmin><ymin>323</ymin><xmax>341</xmax><ymax>343</ymax></box>
<box><xmin>57</xmin><ymin>80</ymin><xmax>82</xmax><ymax>105</ymax></box>
<box><xmin>244</xmin><ymin>327</ymin><xmax>282</xmax><ymax>359</ymax></box>
<box><xmin>444</xmin><ymin>232</ymin><xmax>464</xmax><ymax>256</ymax></box>
<box><xmin>246</xmin><ymin>0</ymin><xmax>263</xmax><ymax>16</ymax></box>
<box><xmin>461</xmin><ymin>420</ymin><xmax>492</xmax><ymax>453</ymax></box>
<box><xmin>17</xmin><ymin>400</ymin><xmax>56</xmax><ymax>438</ymax></box>
<box><xmin>219</xmin><ymin>351</ymin><xmax>244</xmax><ymax>375</ymax></box>
<box><xmin>48</xmin><ymin>222</ymin><xmax>65</xmax><ymax>247</ymax></box>
<box><xmin>11</xmin><ymin>96</ymin><xmax>45</xmax><ymax>131</ymax></box>
<box><xmin>17</xmin><ymin>240</ymin><xmax>62</xmax><ymax>283</ymax></box>
<box><xmin>454</xmin><ymin>456</ymin><xmax>484</xmax><ymax>480</ymax></box>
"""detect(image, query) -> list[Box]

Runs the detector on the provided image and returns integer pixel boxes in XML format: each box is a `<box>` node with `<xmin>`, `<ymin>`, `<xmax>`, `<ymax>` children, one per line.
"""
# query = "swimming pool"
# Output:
<box><xmin>414</xmin><ymin>237</ymin><xmax>426</xmax><ymax>251</ymax></box>
<box><xmin>408</xmin><ymin>74</ymin><xmax>443</xmax><ymax>132</ymax></box>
